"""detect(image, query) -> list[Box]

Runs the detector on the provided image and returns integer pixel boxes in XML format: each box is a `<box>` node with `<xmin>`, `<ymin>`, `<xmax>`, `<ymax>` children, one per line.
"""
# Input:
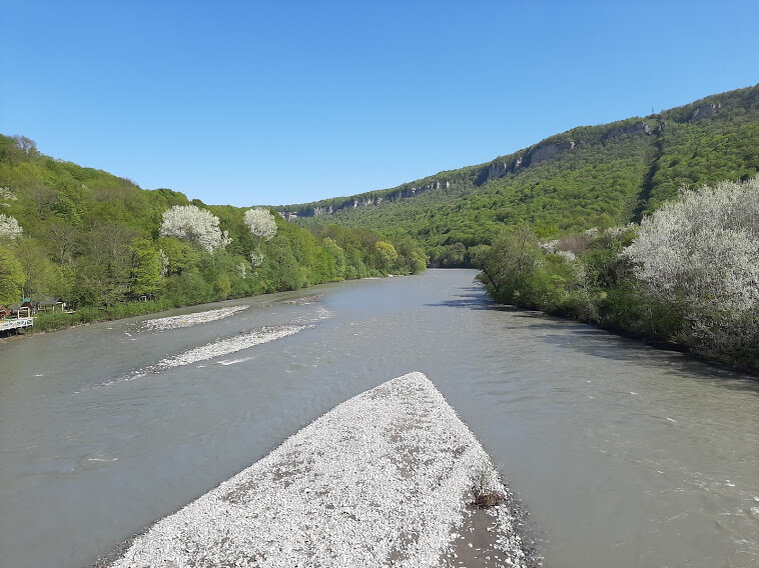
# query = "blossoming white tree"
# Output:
<box><xmin>244</xmin><ymin>208</ymin><xmax>278</xmax><ymax>241</ymax></box>
<box><xmin>0</xmin><ymin>214</ymin><xmax>23</xmax><ymax>240</ymax></box>
<box><xmin>159</xmin><ymin>205</ymin><xmax>231</xmax><ymax>253</ymax></box>
<box><xmin>625</xmin><ymin>176</ymin><xmax>759</xmax><ymax>353</ymax></box>
<box><xmin>0</xmin><ymin>187</ymin><xmax>17</xmax><ymax>207</ymax></box>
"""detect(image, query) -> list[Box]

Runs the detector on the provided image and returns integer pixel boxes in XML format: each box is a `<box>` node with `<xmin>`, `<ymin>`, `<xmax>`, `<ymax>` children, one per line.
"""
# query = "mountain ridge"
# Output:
<box><xmin>275</xmin><ymin>83</ymin><xmax>759</xmax><ymax>265</ymax></box>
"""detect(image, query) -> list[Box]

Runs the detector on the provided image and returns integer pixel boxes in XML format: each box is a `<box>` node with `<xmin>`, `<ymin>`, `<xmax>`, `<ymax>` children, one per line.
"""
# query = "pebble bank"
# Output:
<box><xmin>97</xmin><ymin>372</ymin><xmax>528</xmax><ymax>567</ymax></box>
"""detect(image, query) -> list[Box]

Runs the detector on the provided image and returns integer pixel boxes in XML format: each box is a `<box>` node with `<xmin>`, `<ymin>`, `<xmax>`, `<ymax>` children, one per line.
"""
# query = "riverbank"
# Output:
<box><xmin>96</xmin><ymin>372</ymin><xmax>531</xmax><ymax>568</ymax></box>
<box><xmin>491</xmin><ymin>302</ymin><xmax>759</xmax><ymax>378</ymax></box>
<box><xmin>0</xmin><ymin>277</ymin><xmax>391</xmax><ymax>344</ymax></box>
<box><xmin>4</xmin><ymin>269</ymin><xmax>757</xmax><ymax>567</ymax></box>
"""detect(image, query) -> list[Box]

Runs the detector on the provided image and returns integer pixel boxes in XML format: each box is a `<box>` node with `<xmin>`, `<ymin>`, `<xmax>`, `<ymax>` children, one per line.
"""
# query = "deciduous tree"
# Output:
<box><xmin>625</xmin><ymin>177</ymin><xmax>759</xmax><ymax>354</ymax></box>
<box><xmin>0</xmin><ymin>246</ymin><xmax>25</xmax><ymax>304</ymax></box>
<box><xmin>244</xmin><ymin>208</ymin><xmax>278</xmax><ymax>241</ymax></box>
<box><xmin>0</xmin><ymin>214</ymin><xmax>23</xmax><ymax>240</ymax></box>
<box><xmin>159</xmin><ymin>205</ymin><xmax>231</xmax><ymax>253</ymax></box>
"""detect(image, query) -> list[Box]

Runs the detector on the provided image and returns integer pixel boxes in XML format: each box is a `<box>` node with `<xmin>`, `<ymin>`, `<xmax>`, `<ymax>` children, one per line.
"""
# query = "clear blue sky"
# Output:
<box><xmin>2</xmin><ymin>1</ymin><xmax>758</xmax><ymax>207</ymax></box>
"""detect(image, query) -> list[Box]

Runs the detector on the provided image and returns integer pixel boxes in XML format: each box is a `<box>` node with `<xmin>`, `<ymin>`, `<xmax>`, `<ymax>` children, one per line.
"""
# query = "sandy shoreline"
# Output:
<box><xmin>96</xmin><ymin>372</ymin><xmax>530</xmax><ymax>567</ymax></box>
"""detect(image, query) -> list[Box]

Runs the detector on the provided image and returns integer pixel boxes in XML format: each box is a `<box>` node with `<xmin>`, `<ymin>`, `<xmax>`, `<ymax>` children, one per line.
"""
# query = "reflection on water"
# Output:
<box><xmin>0</xmin><ymin>270</ymin><xmax>757</xmax><ymax>568</ymax></box>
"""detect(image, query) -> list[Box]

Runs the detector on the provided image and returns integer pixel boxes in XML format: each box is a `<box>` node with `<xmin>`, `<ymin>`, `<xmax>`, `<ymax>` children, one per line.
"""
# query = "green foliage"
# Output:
<box><xmin>374</xmin><ymin>241</ymin><xmax>398</xmax><ymax>272</ymax></box>
<box><xmin>129</xmin><ymin>239</ymin><xmax>163</xmax><ymax>297</ymax></box>
<box><xmin>475</xmin><ymin>226</ymin><xmax>540</xmax><ymax>304</ymax></box>
<box><xmin>477</xmin><ymin>177</ymin><xmax>759</xmax><ymax>373</ymax></box>
<box><xmin>0</xmin><ymin>133</ymin><xmax>425</xmax><ymax>334</ymax></box>
<box><xmin>282</xmin><ymin>84</ymin><xmax>759</xmax><ymax>267</ymax></box>
<box><xmin>476</xmin><ymin>225</ymin><xmax>685</xmax><ymax>342</ymax></box>
<box><xmin>0</xmin><ymin>245</ymin><xmax>25</xmax><ymax>304</ymax></box>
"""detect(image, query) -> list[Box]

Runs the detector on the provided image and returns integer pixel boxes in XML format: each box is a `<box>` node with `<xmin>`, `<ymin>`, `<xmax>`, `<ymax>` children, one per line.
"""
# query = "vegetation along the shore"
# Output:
<box><xmin>0</xmin><ymin>134</ymin><xmax>426</xmax><ymax>334</ymax></box>
<box><xmin>275</xmin><ymin>83</ymin><xmax>759</xmax><ymax>372</ymax></box>
<box><xmin>475</xmin><ymin>177</ymin><xmax>759</xmax><ymax>372</ymax></box>
<box><xmin>2</xmin><ymin>84</ymin><xmax>758</xmax><ymax>374</ymax></box>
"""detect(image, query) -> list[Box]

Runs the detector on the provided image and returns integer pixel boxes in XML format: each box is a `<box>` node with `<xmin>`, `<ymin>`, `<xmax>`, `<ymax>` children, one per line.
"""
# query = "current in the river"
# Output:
<box><xmin>0</xmin><ymin>269</ymin><xmax>757</xmax><ymax>568</ymax></box>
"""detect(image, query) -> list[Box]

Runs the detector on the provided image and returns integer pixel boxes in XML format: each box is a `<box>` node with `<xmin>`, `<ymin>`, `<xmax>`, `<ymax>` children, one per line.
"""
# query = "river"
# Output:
<box><xmin>0</xmin><ymin>269</ymin><xmax>757</xmax><ymax>568</ymax></box>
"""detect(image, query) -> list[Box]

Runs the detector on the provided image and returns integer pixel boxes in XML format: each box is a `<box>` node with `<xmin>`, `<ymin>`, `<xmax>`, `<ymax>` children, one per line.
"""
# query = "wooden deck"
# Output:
<box><xmin>0</xmin><ymin>317</ymin><xmax>33</xmax><ymax>332</ymax></box>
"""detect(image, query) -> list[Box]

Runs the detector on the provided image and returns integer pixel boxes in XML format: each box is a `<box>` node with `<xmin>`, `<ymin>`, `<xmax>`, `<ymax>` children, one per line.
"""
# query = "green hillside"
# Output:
<box><xmin>0</xmin><ymin>135</ymin><xmax>425</xmax><ymax>329</ymax></box>
<box><xmin>278</xmin><ymin>84</ymin><xmax>759</xmax><ymax>266</ymax></box>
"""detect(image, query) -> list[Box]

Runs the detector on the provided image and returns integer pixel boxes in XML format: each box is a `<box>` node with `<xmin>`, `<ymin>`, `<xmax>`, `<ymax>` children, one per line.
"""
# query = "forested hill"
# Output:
<box><xmin>0</xmin><ymin>135</ymin><xmax>425</xmax><ymax>318</ymax></box>
<box><xmin>277</xmin><ymin>84</ymin><xmax>759</xmax><ymax>266</ymax></box>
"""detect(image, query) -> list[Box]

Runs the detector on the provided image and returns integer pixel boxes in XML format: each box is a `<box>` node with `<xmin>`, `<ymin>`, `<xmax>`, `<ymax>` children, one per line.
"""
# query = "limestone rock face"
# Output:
<box><xmin>313</xmin><ymin>206</ymin><xmax>334</xmax><ymax>216</ymax></box>
<box><xmin>602</xmin><ymin>121</ymin><xmax>652</xmax><ymax>141</ymax></box>
<box><xmin>281</xmin><ymin>179</ymin><xmax>451</xmax><ymax>218</ymax></box>
<box><xmin>529</xmin><ymin>140</ymin><xmax>575</xmax><ymax>165</ymax></box>
<box><xmin>486</xmin><ymin>140</ymin><xmax>577</xmax><ymax>181</ymax></box>
<box><xmin>487</xmin><ymin>156</ymin><xmax>523</xmax><ymax>179</ymax></box>
<box><xmin>689</xmin><ymin>103</ymin><xmax>721</xmax><ymax>121</ymax></box>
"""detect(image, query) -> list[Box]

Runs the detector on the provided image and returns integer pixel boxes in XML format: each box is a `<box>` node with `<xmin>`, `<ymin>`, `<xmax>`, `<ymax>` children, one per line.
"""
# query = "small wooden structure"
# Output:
<box><xmin>37</xmin><ymin>297</ymin><xmax>66</xmax><ymax>313</ymax></box>
<box><xmin>0</xmin><ymin>300</ymin><xmax>33</xmax><ymax>333</ymax></box>
<box><xmin>8</xmin><ymin>304</ymin><xmax>31</xmax><ymax>318</ymax></box>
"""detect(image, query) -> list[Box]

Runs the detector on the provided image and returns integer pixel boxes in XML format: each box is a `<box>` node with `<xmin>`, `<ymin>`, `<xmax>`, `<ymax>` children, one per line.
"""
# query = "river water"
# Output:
<box><xmin>1</xmin><ymin>269</ymin><xmax>757</xmax><ymax>568</ymax></box>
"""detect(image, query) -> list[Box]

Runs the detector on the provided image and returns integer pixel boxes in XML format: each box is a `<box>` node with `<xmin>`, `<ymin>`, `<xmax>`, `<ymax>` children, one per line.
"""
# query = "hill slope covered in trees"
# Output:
<box><xmin>278</xmin><ymin>84</ymin><xmax>759</xmax><ymax>266</ymax></box>
<box><xmin>0</xmin><ymin>135</ymin><xmax>425</xmax><ymax>330</ymax></box>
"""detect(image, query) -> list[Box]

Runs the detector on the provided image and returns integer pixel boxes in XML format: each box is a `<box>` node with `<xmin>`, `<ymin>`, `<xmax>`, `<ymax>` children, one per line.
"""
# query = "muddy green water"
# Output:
<box><xmin>1</xmin><ymin>269</ymin><xmax>757</xmax><ymax>568</ymax></box>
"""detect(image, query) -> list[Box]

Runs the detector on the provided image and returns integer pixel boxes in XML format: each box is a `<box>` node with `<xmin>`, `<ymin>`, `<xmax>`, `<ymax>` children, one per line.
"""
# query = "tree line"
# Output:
<box><xmin>475</xmin><ymin>176</ymin><xmax>759</xmax><ymax>372</ymax></box>
<box><xmin>0</xmin><ymin>135</ymin><xmax>426</xmax><ymax>330</ymax></box>
<box><xmin>288</xmin><ymin>84</ymin><xmax>759</xmax><ymax>267</ymax></box>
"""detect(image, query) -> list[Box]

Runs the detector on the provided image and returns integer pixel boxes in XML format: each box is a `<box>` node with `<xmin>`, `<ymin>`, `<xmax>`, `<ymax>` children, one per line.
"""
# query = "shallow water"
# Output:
<box><xmin>0</xmin><ymin>269</ymin><xmax>757</xmax><ymax>568</ymax></box>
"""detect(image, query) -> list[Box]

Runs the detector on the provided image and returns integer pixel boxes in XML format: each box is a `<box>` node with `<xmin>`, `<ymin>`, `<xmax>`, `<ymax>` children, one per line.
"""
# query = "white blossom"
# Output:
<box><xmin>555</xmin><ymin>249</ymin><xmax>577</xmax><ymax>263</ymax></box>
<box><xmin>0</xmin><ymin>213</ymin><xmax>23</xmax><ymax>240</ymax></box>
<box><xmin>624</xmin><ymin>177</ymin><xmax>759</xmax><ymax>357</ymax></box>
<box><xmin>0</xmin><ymin>187</ymin><xmax>17</xmax><ymax>207</ymax></box>
<box><xmin>625</xmin><ymin>177</ymin><xmax>759</xmax><ymax>316</ymax></box>
<box><xmin>250</xmin><ymin>251</ymin><xmax>264</xmax><ymax>268</ymax></box>
<box><xmin>159</xmin><ymin>205</ymin><xmax>231</xmax><ymax>253</ymax></box>
<box><xmin>244</xmin><ymin>208</ymin><xmax>278</xmax><ymax>241</ymax></box>
<box><xmin>584</xmin><ymin>227</ymin><xmax>600</xmax><ymax>238</ymax></box>
<box><xmin>539</xmin><ymin>239</ymin><xmax>558</xmax><ymax>254</ymax></box>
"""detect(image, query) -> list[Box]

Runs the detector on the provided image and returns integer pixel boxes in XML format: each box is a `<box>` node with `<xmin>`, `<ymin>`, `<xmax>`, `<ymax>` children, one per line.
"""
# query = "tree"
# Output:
<box><xmin>45</xmin><ymin>220</ymin><xmax>78</xmax><ymax>266</ymax></box>
<box><xmin>130</xmin><ymin>239</ymin><xmax>163</xmax><ymax>297</ymax></box>
<box><xmin>157</xmin><ymin>237</ymin><xmax>201</xmax><ymax>276</ymax></box>
<box><xmin>0</xmin><ymin>187</ymin><xmax>17</xmax><ymax>207</ymax></box>
<box><xmin>244</xmin><ymin>208</ymin><xmax>278</xmax><ymax>240</ymax></box>
<box><xmin>374</xmin><ymin>241</ymin><xmax>398</xmax><ymax>272</ymax></box>
<box><xmin>624</xmin><ymin>177</ymin><xmax>759</xmax><ymax>354</ymax></box>
<box><xmin>11</xmin><ymin>135</ymin><xmax>40</xmax><ymax>158</ymax></box>
<box><xmin>0</xmin><ymin>246</ymin><xmax>25</xmax><ymax>304</ymax></box>
<box><xmin>73</xmin><ymin>224</ymin><xmax>136</xmax><ymax>306</ymax></box>
<box><xmin>322</xmin><ymin>237</ymin><xmax>346</xmax><ymax>279</ymax></box>
<box><xmin>475</xmin><ymin>225</ymin><xmax>540</xmax><ymax>304</ymax></box>
<box><xmin>15</xmin><ymin>239</ymin><xmax>71</xmax><ymax>301</ymax></box>
<box><xmin>159</xmin><ymin>205</ymin><xmax>231</xmax><ymax>253</ymax></box>
<box><xmin>625</xmin><ymin>177</ymin><xmax>759</xmax><ymax>315</ymax></box>
<box><xmin>0</xmin><ymin>214</ymin><xmax>23</xmax><ymax>240</ymax></box>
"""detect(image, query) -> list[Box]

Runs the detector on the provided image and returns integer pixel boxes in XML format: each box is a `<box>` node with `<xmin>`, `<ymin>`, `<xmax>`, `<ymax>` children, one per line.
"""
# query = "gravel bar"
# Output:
<box><xmin>97</xmin><ymin>372</ymin><xmax>528</xmax><ymax>567</ymax></box>
<box><xmin>102</xmin><ymin>326</ymin><xmax>309</xmax><ymax>385</ymax></box>
<box><xmin>141</xmin><ymin>306</ymin><xmax>249</xmax><ymax>331</ymax></box>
